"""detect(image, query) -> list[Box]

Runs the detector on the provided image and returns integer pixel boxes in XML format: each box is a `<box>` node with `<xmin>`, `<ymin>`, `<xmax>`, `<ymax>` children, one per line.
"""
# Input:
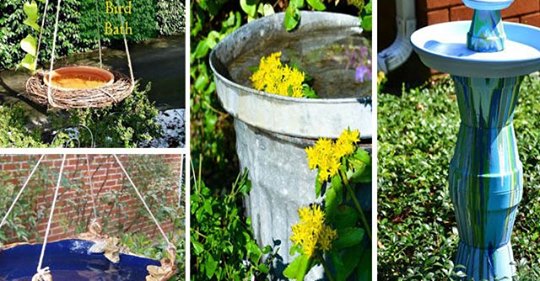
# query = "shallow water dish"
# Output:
<box><xmin>43</xmin><ymin>66</ymin><xmax>115</xmax><ymax>91</ymax></box>
<box><xmin>0</xmin><ymin>239</ymin><xmax>159</xmax><ymax>281</ymax></box>
<box><xmin>410</xmin><ymin>21</ymin><xmax>540</xmax><ymax>77</ymax></box>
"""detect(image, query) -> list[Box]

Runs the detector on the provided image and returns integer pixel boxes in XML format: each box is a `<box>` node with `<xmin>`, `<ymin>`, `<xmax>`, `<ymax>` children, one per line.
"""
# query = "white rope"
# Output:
<box><xmin>112</xmin><ymin>155</ymin><xmax>172</xmax><ymax>246</ymax></box>
<box><xmin>115</xmin><ymin>0</ymin><xmax>135</xmax><ymax>84</ymax></box>
<box><xmin>85</xmin><ymin>154</ymin><xmax>98</xmax><ymax>219</ymax></box>
<box><xmin>94</xmin><ymin>0</ymin><xmax>103</xmax><ymax>68</ymax></box>
<box><xmin>45</xmin><ymin>0</ymin><xmax>63</xmax><ymax>107</ymax></box>
<box><xmin>0</xmin><ymin>155</ymin><xmax>45</xmax><ymax>230</ymax></box>
<box><xmin>36</xmin><ymin>154</ymin><xmax>67</xmax><ymax>274</ymax></box>
<box><xmin>32</xmin><ymin>266</ymin><xmax>51</xmax><ymax>281</ymax></box>
<box><xmin>34</xmin><ymin>0</ymin><xmax>50</xmax><ymax>70</ymax></box>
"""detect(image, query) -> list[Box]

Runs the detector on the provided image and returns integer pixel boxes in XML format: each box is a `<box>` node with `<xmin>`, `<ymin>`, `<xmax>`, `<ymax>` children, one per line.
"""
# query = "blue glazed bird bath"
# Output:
<box><xmin>0</xmin><ymin>239</ymin><xmax>159</xmax><ymax>280</ymax></box>
<box><xmin>411</xmin><ymin>0</ymin><xmax>540</xmax><ymax>279</ymax></box>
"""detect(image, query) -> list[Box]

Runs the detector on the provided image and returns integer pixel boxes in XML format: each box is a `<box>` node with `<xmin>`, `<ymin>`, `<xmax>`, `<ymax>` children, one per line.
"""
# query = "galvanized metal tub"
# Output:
<box><xmin>210</xmin><ymin>11</ymin><xmax>371</xmax><ymax>278</ymax></box>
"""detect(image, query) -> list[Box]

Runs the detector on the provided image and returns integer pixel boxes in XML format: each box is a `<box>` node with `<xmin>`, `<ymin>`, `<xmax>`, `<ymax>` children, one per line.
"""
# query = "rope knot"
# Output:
<box><xmin>32</xmin><ymin>267</ymin><xmax>52</xmax><ymax>281</ymax></box>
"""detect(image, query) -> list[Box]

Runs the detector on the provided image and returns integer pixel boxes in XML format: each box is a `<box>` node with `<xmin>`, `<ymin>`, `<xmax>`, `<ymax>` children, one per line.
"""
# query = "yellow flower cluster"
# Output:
<box><xmin>250</xmin><ymin>52</ymin><xmax>306</xmax><ymax>98</ymax></box>
<box><xmin>291</xmin><ymin>205</ymin><xmax>337</xmax><ymax>257</ymax></box>
<box><xmin>305</xmin><ymin>129</ymin><xmax>360</xmax><ymax>181</ymax></box>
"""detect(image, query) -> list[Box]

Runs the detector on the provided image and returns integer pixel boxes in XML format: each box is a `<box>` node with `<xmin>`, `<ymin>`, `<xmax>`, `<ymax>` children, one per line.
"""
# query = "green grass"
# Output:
<box><xmin>378</xmin><ymin>74</ymin><xmax>540</xmax><ymax>280</ymax></box>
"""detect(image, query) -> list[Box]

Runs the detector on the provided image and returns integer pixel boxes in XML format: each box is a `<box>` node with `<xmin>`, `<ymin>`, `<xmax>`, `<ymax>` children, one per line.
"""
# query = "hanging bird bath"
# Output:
<box><xmin>0</xmin><ymin>154</ymin><xmax>179</xmax><ymax>281</ymax></box>
<box><xmin>22</xmin><ymin>0</ymin><xmax>135</xmax><ymax>109</ymax></box>
<box><xmin>43</xmin><ymin>66</ymin><xmax>115</xmax><ymax>91</ymax></box>
<box><xmin>0</xmin><ymin>239</ymin><xmax>160</xmax><ymax>281</ymax></box>
<box><xmin>411</xmin><ymin>0</ymin><xmax>540</xmax><ymax>279</ymax></box>
<box><xmin>25</xmin><ymin>68</ymin><xmax>134</xmax><ymax>109</ymax></box>
<box><xmin>210</xmin><ymin>11</ymin><xmax>371</xmax><ymax>278</ymax></box>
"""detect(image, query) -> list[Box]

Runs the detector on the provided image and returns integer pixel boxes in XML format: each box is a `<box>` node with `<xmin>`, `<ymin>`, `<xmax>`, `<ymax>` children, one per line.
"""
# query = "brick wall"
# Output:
<box><xmin>417</xmin><ymin>0</ymin><xmax>540</xmax><ymax>27</ymax></box>
<box><xmin>0</xmin><ymin>154</ymin><xmax>183</xmax><ymax>244</ymax></box>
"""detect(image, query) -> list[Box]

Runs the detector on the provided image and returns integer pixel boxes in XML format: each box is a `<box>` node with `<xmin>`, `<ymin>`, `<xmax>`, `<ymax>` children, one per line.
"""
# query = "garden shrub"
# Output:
<box><xmin>0</xmin><ymin>0</ymin><xmax>96</xmax><ymax>71</ymax></box>
<box><xmin>0</xmin><ymin>104</ymin><xmax>45</xmax><ymax>148</ymax></box>
<box><xmin>378</xmin><ymin>74</ymin><xmax>540</xmax><ymax>279</ymax></box>
<box><xmin>79</xmin><ymin>0</ymin><xmax>158</xmax><ymax>43</ymax></box>
<box><xmin>0</xmin><ymin>170</ymin><xmax>46</xmax><ymax>243</ymax></box>
<box><xmin>50</xmin><ymin>83</ymin><xmax>162</xmax><ymax>148</ymax></box>
<box><xmin>156</xmin><ymin>0</ymin><xmax>186</xmax><ymax>36</ymax></box>
<box><xmin>191</xmin><ymin>168</ymin><xmax>274</xmax><ymax>280</ymax></box>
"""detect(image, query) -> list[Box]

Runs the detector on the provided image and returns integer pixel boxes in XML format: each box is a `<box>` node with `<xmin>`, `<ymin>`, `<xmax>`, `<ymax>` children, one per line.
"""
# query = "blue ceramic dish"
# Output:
<box><xmin>0</xmin><ymin>239</ymin><xmax>160</xmax><ymax>281</ymax></box>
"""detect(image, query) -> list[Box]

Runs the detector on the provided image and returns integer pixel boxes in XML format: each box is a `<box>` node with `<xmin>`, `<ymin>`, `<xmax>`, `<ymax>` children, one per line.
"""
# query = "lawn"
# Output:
<box><xmin>378</xmin><ymin>73</ymin><xmax>540</xmax><ymax>280</ymax></box>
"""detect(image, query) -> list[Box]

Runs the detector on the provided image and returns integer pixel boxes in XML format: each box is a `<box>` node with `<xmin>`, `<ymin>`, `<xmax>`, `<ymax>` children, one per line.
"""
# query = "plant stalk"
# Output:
<box><xmin>340</xmin><ymin>168</ymin><xmax>371</xmax><ymax>241</ymax></box>
<box><xmin>319</xmin><ymin>254</ymin><xmax>336</xmax><ymax>281</ymax></box>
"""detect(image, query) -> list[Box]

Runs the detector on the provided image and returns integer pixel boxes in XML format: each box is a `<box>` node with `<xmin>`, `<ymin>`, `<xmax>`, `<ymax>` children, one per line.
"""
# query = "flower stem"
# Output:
<box><xmin>339</xmin><ymin>168</ymin><xmax>372</xmax><ymax>241</ymax></box>
<box><xmin>319</xmin><ymin>254</ymin><xmax>336</xmax><ymax>281</ymax></box>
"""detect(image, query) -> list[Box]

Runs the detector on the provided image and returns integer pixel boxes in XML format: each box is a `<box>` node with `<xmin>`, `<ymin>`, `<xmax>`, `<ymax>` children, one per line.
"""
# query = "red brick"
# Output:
<box><xmin>450</xmin><ymin>5</ymin><xmax>474</xmax><ymax>21</ymax></box>
<box><xmin>505</xmin><ymin>17</ymin><xmax>520</xmax><ymax>23</ymax></box>
<box><xmin>503</xmin><ymin>0</ymin><xmax>540</xmax><ymax>18</ymax></box>
<box><xmin>423</xmin><ymin>0</ymin><xmax>462</xmax><ymax>9</ymax></box>
<box><xmin>428</xmin><ymin>8</ymin><xmax>450</xmax><ymax>24</ymax></box>
<box><xmin>521</xmin><ymin>12</ymin><xmax>540</xmax><ymax>27</ymax></box>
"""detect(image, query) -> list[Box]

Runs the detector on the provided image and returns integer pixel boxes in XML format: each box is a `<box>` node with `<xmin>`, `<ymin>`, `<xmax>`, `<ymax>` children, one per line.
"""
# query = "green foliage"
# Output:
<box><xmin>191</xmin><ymin>3</ymin><xmax>243</xmax><ymax>186</ymax></box>
<box><xmin>378</xmin><ymin>74</ymin><xmax>540</xmax><ymax>279</ymax></box>
<box><xmin>283</xmin><ymin>0</ymin><xmax>371</xmax><ymax>31</ymax></box>
<box><xmin>284</xmin><ymin>138</ymin><xmax>372</xmax><ymax>280</ymax></box>
<box><xmin>191</xmin><ymin>165</ymin><xmax>274</xmax><ymax>280</ymax></box>
<box><xmin>83</xmin><ymin>0</ymin><xmax>157</xmax><ymax>42</ymax></box>
<box><xmin>1</xmin><ymin>0</ymin><xmax>185</xmax><ymax>71</ymax></box>
<box><xmin>118</xmin><ymin>155</ymin><xmax>185</xmax><ymax>280</ymax></box>
<box><xmin>50</xmin><ymin>83</ymin><xmax>162</xmax><ymax>148</ymax></box>
<box><xmin>19</xmin><ymin>1</ymin><xmax>40</xmax><ymax>73</ymax></box>
<box><xmin>156</xmin><ymin>0</ymin><xmax>186</xmax><ymax>35</ymax></box>
<box><xmin>0</xmin><ymin>104</ymin><xmax>46</xmax><ymax>147</ymax></box>
<box><xmin>0</xmin><ymin>0</ymin><xmax>98</xmax><ymax>71</ymax></box>
<box><xmin>0</xmin><ymin>169</ymin><xmax>45</xmax><ymax>243</ymax></box>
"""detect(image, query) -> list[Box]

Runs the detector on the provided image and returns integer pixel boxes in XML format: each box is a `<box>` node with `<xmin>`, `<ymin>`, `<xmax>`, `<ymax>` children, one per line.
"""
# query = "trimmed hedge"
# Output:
<box><xmin>378</xmin><ymin>74</ymin><xmax>540</xmax><ymax>280</ymax></box>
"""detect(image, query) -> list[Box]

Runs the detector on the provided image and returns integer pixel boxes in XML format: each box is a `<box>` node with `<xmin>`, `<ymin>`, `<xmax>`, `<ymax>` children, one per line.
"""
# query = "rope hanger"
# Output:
<box><xmin>34</xmin><ymin>0</ymin><xmax>135</xmax><ymax>108</ymax></box>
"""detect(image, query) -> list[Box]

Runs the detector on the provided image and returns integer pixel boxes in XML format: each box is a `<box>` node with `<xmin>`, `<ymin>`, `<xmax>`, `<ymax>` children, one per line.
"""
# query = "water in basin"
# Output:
<box><xmin>0</xmin><ymin>240</ymin><xmax>159</xmax><ymax>281</ymax></box>
<box><xmin>228</xmin><ymin>30</ymin><xmax>371</xmax><ymax>99</ymax></box>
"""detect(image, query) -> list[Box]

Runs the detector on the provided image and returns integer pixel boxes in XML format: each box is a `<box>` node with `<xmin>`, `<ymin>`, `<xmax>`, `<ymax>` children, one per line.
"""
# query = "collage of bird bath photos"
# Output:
<box><xmin>1</xmin><ymin>0</ymin><xmax>540</xmax><ymax>280</ymax></box>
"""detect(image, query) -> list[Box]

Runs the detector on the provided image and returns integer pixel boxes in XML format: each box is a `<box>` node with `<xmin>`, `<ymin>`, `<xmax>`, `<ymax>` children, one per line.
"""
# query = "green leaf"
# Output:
<box><xmin>260</xmin><ymin>3</ymin><xmax>275</xmax><ymax>16</ymax></box>
<box><xmin>283</xmin><ymin>254</ymin><xmax>311</xmax><ymax>280</ymax></box>
<box><xmin>333</xmin><ymin>227</ymin><xmax>365</xmax><ymax>250</ymax></box>
<box><xmin>291</xmin><ymin>0</ymin><xmax>305</xmax><ymax>8</ymax></box>
<box><xmin>361</xmin><ymin>15</ymin><xmax>373</xmax><ymax>31</ymax></box>
<box><xmin>23</xmin><ymin>1</ymin><xmax>39</xmax><ymax>21</ymax></box>
<box><xmin>240</xmin><ymin>0</ymin><xmax>258</xmax><ymax>18</ymax></box>
<box><xmin>192</xmin><ymin>240</ymin><xmax>204</xmax><ymax>255</ymax></box>
<box><xmin>364</xmin><ymin>1</ymin><xmax>372</xmax><ymax>13</ymax></box>
<box><xmin>315</xmin><ymin>173</ymin><xmax>322</xmax><ymax>197</ymax></box>
<box><xmin>205</xmin><ymin>255</ymin><xmax>218</xmax><ymax>279</ymax></box>
<box><xmin>307</xmin><ymin>0</ymin><xmax>326</xmax><ymax>11</ymax></box>
<box><xmin>23</xmin><ymin>18</ymin><xmax>40</xmax><ymax>31</ymax></box>
<box><xmin>350</xmin><ymin>149</ymin><xmax>372</xmax><ymax>183</ymax></box>
<box><xmin>284</xmin><ymin>5</ymin><xmax>300</xmax><ymax>32</ymax></box>
<box><xmin>355</xmin><ymin>244</ymin><xmax>372</xmax><ymax>281</ymax></box>
<box><xmin>20</xmin><ymin>35</ymin><xmax>37</xmax><ymax>56</ymax></box>
<box><xmin>19</xmin><ymin>53</ymin><xmax>36</xmax><ymax>72</ymax></box>
<box><xmin>302</xmin><ymin>84</ymin><xmax>318</xmax><ymax>98</ymax></box>
<box><xmin>334</xmin><ymin>205</ymin><xmax>359</xmax><ymax>228</ymax></box>
<box><xmin>325</xmin><ymin>187</ymin><xmax>338</xmax><ymax>220</ymax></box>
<box><xmin>192</xmin><ymin>40</ymin><xmax>210</xmax><ymax>60</ymax></box>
